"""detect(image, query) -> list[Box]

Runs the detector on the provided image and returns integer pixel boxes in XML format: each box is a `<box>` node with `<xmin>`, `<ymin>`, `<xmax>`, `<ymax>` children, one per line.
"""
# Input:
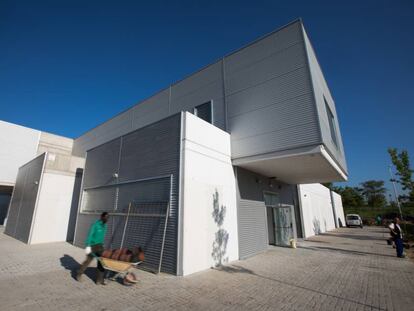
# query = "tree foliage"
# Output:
<box><xmin>327</xmin><ymin>184</ymin><xmax>365</xmax><ymax>208</ymax></box>
<box><xmin>340</xmin><ymin>186</ymin><xmax>365</xmax><ymax>207</ymax></box>
<box><xmin>388</xmin><ymin>148</ymin><xmax>414</xmax><ymax>202</ymax></box>
<box><xmin>323</xmin><ymin>182</ymin><xmax>344</xmax><ymax>194</ymax></box>
<box><xmin>322</xmin><ymin>182</ymin><xmax>333</xmax><ymax>190</ymax></box>
<box><xmin>360</xmin><ymin>180</ymin><xmax>387</xmax><ymax>207</ymax></box>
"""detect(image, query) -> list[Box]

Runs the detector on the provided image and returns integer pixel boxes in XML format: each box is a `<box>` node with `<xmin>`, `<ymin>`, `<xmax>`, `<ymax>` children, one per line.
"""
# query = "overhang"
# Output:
<box><xmin>233</xmin><ymin>144</ymin><xmax>348</xmax><ymax>184</ymax></box>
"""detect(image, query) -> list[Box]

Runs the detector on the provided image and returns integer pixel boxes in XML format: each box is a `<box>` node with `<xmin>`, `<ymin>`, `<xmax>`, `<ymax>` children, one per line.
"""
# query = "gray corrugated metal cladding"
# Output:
<box><xmin>74</xmin><ymin>114</ymin><xmax>181</xmax><ymax>274</ymax></box>
<box><xmin>72</xmin><ymin>19</ymin><xmax>346</xmax><ymax>173</ymax></box>
<box><xmin>301</xmin><ymin>25</ymin><xmax>347</xmax><ymax>173</ymax></box>
<box><xmin>5</xmin><ymin>153</ymin><xmax>46</xmax><ymax>243</ymax></box>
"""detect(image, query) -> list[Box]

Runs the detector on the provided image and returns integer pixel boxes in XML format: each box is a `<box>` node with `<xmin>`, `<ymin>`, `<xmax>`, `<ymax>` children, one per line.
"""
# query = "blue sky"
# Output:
<box><xmin>1</xmin><ymin>0</ymin><xmax>413</xmax><ymax>194</ymax></box>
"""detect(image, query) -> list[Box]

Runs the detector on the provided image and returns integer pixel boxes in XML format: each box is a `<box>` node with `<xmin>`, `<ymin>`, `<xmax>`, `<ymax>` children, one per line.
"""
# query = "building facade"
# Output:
<box><xmin>0</xmin><ymin>120</ymin><xmax>84</xmax><ymax>243</ymax></box>
<box><xmin>3</xmin><ymin>19</ymin><xmax>347</xmax><ymax>276</ymax></box>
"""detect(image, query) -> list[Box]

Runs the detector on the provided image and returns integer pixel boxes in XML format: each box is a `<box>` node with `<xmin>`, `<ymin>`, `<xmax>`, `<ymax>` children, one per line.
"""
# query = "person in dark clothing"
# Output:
<box><xmin>76</xmin><ymin>212</ymin><xmax>109</xmax><ymax>284</ymax></box>
<box><xmin>390</xmin><ymin>217</ymin><xmax>405</xmax><ymax>258</ymax></box>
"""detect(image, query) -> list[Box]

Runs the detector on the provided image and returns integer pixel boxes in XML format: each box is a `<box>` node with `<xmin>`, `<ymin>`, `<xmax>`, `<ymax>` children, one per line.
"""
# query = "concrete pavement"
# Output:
<box><xmin>0</xmin><ymin>226</ymin><xmax>413</xmax><ymax>311</ymax></box>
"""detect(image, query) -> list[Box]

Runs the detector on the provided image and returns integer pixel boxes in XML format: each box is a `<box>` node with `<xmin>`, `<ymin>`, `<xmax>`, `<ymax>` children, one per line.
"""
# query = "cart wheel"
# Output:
<box><xmin>123</xmin><ymin>272</ymin><xmax>138</xmax><ymax>286</ymax></box>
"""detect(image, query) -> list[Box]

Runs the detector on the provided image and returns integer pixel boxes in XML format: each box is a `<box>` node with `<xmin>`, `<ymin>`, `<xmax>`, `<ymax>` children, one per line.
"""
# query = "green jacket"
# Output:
<box><xmin>85</xmin><ymin>220</ymin><xmax>107</xmax><ymax>246</ymax></box>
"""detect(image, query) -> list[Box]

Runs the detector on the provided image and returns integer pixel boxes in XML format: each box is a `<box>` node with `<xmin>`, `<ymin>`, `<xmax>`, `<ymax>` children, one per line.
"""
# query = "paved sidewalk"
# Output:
<box><xmin>0</xmin><ymin>226</ymin><xmax>413</xmax><ymax>311</ymax></box>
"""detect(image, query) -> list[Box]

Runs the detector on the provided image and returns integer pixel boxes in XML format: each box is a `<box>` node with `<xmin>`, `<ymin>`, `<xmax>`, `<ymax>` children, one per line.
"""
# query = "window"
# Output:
<box><xmin>347</xmin><ymin>215</ymin><xmax>359</xmax><ymax>220</ymax></box>
<box><xmin>324</xmin><ymin>97</ymin><xmax>339</xmax><ymax>148</ymax></box>
<box><xmin>194</xmin><ymin>101</ymin><xmax>213</xmax><ymax>124</ymax></box>
<box><xmin>264</xmin><ymin>192</ymin><xmax>280</xmax><ymax>207</ymax></box>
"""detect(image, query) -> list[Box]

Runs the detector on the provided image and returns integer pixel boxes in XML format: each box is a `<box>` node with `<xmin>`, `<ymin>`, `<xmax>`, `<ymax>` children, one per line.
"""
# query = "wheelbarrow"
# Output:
<box><xmin>97</xmin><ymin>256</ymin><xmax>142</xmax><ymax>284</ymax></box>
<box><xmin>93</xmin><ymin>203</ymin><xmax>143</xmax><ymax>284</ymax></box>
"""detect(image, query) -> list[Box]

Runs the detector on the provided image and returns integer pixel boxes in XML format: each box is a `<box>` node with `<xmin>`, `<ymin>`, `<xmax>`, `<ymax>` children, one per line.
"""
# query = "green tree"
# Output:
<box><xmin>322</xmin><ymin>182</ymin><xmax>333</xmax><ymax>189</ymax></box>
<box><xmin>326</xmin><ymin>185</ymin><xmax>365</xmax><ymax>207</ymax></box>
<box><xmin>340</xmin><ymin>186</ymin><xmax>365</xmax><ymax>208</ymax></box>
<box><xmin>322</xmin><ymin>182</ymin><xmax>344</xmax><ymax>194</ymax></box>
<box><xmin>388</xmin><ymin>148</ymin><xmax>414</xmax><ymax>202</ymax></box>
<box><xmin>360</xmin><ymin>180</ymin><xmax>387</xmax><ymax>207</ymax></box>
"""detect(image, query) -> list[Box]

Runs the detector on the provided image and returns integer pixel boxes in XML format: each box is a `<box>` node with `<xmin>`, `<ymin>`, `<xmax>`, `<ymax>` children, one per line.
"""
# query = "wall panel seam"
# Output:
<box><xmin>226</xmin><ymin>65</ymin><xmax>306</xmax><ymax>97</ymax></box>
<box><xmin>228</xmin><ymin>91</ymin><xmax>314</xmax><ymax>119</ymax></box>
<box><xmin>225</xmin><ymin>40</ymin><xmax>303</xmax><ymax>77</ymax></box>
<box><xmin>230</xmin><ymin>120</ymin><xmax>320</xmax><ymax>142</ymax></box>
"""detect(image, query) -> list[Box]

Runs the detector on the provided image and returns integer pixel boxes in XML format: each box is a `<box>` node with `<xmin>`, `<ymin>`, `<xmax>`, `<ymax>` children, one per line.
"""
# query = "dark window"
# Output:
<box><xmin>194</xmin><ymin>101</ymin><xmax>213</xmax><ymax>124</ymax></box>
<box><xmin>347</xmin><ymin>215</ymin><xmax>359</xmax><ymax>220</ymax></box>
<box><xmin>324</xmin><ymin>97</ymin><xmax>338</xmax><ymax>148</ymax></box>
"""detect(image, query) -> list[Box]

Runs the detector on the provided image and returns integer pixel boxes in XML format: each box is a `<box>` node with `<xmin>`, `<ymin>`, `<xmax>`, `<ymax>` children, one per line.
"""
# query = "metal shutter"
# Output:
<box><xmin>83</xmin><ymin>138</ymin><xmax>121</xmax><ymax>189</ymax></box>
<box><xmin>4</xmin><ymin>166</ymin><xmax>26</xmax><ymax>237</ymax></box>
<box><xmin>74</xmin><ymin>114</ymin><xmax>181</xmax><ymax>274</ymax></box>
<box><xmin>238</xmin><ymin>199</ymin><xmax>268</xmax><ymax>259</ymax></box>
<box><xmin>5</xmin><ymin>154</ymin><xmax>45</xmax><ymax>243</ymax></box>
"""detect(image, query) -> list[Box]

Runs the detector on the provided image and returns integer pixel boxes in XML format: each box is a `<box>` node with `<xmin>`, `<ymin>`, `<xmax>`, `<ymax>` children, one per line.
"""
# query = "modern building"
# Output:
<box><xmin>0</xmin><ymin>120</ymin><xmax>84</xmax><ymax>243</ymax></box>
<box><xmin>3</xmin><ymin>19</ymin><xmax>347</xmax><ymax>276</ymax></box>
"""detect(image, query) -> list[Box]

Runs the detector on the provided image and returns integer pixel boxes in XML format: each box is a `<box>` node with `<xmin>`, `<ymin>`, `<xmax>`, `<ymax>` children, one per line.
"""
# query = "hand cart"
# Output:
<box><xmin>98</xmin><ymin>257</ymin><xmax>142</xmax><ymax>283</ymax></box>
<box><xmin>94</xmin><ymin>203</ymin><xmax>142</xmax><ymax>283</ymax></box>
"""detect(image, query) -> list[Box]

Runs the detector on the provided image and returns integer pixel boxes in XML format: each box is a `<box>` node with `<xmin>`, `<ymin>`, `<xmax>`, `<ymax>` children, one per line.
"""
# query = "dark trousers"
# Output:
<box><xmin>77</xmin><ymin>244</ymin><xmax>105</xmax><ymax>283</ymax></box>
<box><xmin>395</xmin><ymin>237</ymin><xmax>404</xmax><ymax>257</ymax></box>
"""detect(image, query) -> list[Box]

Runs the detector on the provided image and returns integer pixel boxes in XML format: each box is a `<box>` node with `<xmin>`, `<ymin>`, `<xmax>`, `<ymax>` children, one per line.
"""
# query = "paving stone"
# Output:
<box><xmin>0</xmin><ymin>226</ymin><xmax>413</xmax><ymax>310</ymax></box>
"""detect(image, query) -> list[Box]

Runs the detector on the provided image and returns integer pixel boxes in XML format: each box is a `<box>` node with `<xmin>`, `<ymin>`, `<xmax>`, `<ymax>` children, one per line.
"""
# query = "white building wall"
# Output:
<box><xmin>0</xmin><ymin>121</ymin><xmax>84</xmax><ymax>244</ymax></box>
<box><xmin>0</xmin><ymin>121</ymin><xmax>40</xmax><ymax>186</ymax></box>
<box><xmin>331</xmin><ymin>191</ymin><xmax>345</xmax><ymax>227</ymax></box>
<box><xmin>180</xmin><ymin>112</ymin><xmax>238</xmax><ymax>276</ymax></box>
<box><xmin>29</xmin><ymin>172</ymin><xmax>76</xmax><ymax>244</ymax></box>
<box><xmin>37</xmin><ymin>132</ymin><xmax>73</xmax><ymax>156</ymax></box>
<box><xmin>298</xmin><ymin>183</ymin><xmax>336</xmax><ymax>238</ymax></box>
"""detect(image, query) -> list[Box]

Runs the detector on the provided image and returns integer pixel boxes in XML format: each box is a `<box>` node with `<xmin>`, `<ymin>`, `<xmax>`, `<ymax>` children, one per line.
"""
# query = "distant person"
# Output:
<box><xmin>76</xmin><ymin>212</ymin><xmax>109</xmax><ymax>284</ymax></box>
<box><xmin>390</xmin><ymin>217</ymin><xmax>405</xmax><ymax>258</ymax></box>
<box><xmin>338</xmin><ymin>217</ymin><xmax>343</xmax><ymax>228</ymax></box>
<box><xmin>387</xmin><ymin>221</ymin><xmax>395</xmax><ymax>246</ymax></box>
<box><xmin>376</xmin><ymin>215</ymin><xmax>382</xmax><ymax>226</ymax></box>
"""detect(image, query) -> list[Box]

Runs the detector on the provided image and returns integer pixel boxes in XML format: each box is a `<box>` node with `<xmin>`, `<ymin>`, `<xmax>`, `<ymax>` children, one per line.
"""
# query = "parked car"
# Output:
<box><xmin>346</xmin><ymin>214</ymin><xmax>363</xmax><ymax>228</ymax></box>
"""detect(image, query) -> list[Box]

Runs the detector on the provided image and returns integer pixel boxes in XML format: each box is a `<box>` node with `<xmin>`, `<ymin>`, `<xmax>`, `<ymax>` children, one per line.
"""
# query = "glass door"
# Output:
<box><xmin>273</xmin><ymin>206</ymin><xmax>293</xmax><ymax>246</ymax></box>
<box><xmin>264</xmin><ymin>192</ymin><xmax>293</xmax><ymax>247</ymax></box>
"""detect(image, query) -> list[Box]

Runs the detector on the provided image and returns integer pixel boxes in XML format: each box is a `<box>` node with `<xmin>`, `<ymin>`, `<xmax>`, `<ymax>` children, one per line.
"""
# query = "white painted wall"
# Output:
<box><xmin>298</xmin><ymin>183</ymin><xmax>336</xmax><ymax>238</ymax></box>
<box><xmin>29</xmin><ymin>172</ymin><xmax>75</xmax><ymax>244</ymax></box>
<box><xmin>0</xmin><ymin>121</ymin><xmax>40</xmax><ymax>186</ymax></box>
<box><xmin>331</xmin><ymin>191</ymin><xmax>345</xmax><ymax>228</ymax></box>
<box><xmin>180</xmin><ymin>112</ymin><xmax>238</xmax><ymax>276</ymax></box>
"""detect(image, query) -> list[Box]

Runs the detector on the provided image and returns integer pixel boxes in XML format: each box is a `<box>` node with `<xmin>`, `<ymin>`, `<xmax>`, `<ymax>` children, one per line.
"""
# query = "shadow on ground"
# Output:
<box><xmin>216</xmin><ymin>264</ymin><xmax>255</xmax><ymax>275</ymax></box>
<box><xmin>325</xmin><ymin>233</ymin><xmax>386</xmax><ymax>241</ymax></box>
<box><xmin>59</xmin><ymin>254</ymin><xmax>96</xmax><ymax>282</ymax></box>
<box><xmin>306</xmin><ymin>232</ymin><xmax>387</xmax><ymax>243</ymax></box>
<box><xmin>298</xmin><ymin>245</ymin><xmax>396</xmax><ymax>258</ymax></box>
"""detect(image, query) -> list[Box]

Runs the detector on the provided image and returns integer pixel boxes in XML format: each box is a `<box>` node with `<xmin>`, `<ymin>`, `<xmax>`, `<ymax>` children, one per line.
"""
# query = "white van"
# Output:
<box><xmin>346</xmin><ymin>214</ymin><xmax>363</xmax><ymax>228</ymax></box>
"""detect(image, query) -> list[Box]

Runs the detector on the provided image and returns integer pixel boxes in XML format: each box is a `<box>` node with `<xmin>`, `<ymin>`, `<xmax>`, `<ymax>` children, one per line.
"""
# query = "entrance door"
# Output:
<box><xmin>273</xmin><ymin>206</ymin><xmax>293</xmax><ymax>246</ymax></box>
<box><xmin>264</xmin><ymin>192</ymin><xmax>294</xmax><ymax>247</ymax></box>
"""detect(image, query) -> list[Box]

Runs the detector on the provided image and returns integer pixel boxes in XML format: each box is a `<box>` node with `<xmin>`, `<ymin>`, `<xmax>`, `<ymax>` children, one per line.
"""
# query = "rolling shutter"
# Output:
<box><xmin>238</xmin><ymin>199</ymin><xmax>268</xmax><ymax>259</ymax></box>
